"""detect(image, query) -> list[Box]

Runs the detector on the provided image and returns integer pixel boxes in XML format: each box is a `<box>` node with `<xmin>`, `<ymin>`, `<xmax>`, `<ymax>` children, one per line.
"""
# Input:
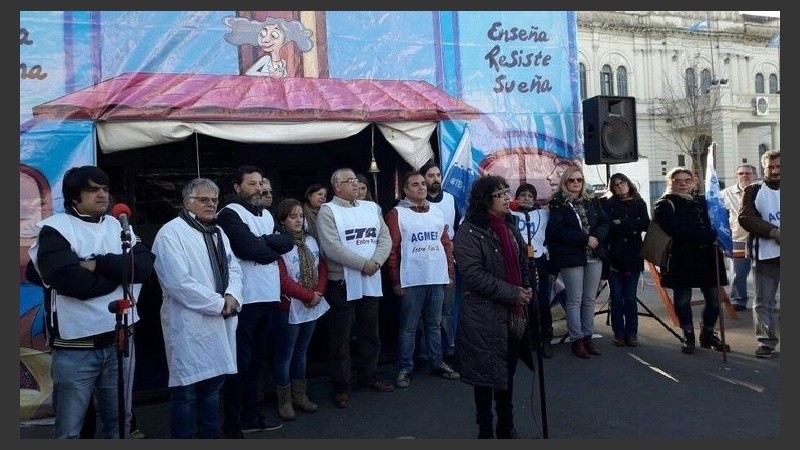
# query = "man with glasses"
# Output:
<box><xmin>721</xmin><ymin>164</ymin><xmax>757</xmax><ymax>311</ymax></box>
<box><xmin>317</xmin><ymin>167</ymin><xmax>394</xmax><ymax>409</ymax></box>
<box><xmin>152</xmin><ymin>177</ymin><xmax>243</xmax><ymax>438</ymax></box>
<box><xmin>26</xmin><ymin>165</ymin><xmax>155</xmax><ymax>438</ymax></box>
<box><xmin>216</xmin><ymin>166</ymin><xmax>294</xmax><ymax>437</ymax></box>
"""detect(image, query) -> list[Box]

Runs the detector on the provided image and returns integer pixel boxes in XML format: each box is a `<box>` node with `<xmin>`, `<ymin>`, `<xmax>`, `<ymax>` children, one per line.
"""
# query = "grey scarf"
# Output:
<box><xmin>179</xmin><ymin>209</ymin><xmax>229</xmax><ymax>296</ymax></box>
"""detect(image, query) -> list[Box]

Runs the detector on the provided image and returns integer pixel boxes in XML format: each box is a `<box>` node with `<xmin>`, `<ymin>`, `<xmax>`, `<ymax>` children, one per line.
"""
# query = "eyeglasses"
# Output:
<box><xmin>736</xmin><ymin>172</ymin><xmax>753</xmax><ymax>176</ymax></box>
<box><xmin>672</xmin><ymin>178</ymin><xmax>693</xmax><ymax>184</ymax></box>
<box><xmin>491</xmin><ymin>190</ymin><xmax>511</xmax><ymax>199</ymax></box>
<box><xmin>567</xmin><ymin>178</ymin><xmax>584</xmax><ymax>183</ymax></box>
<box><xmin>263</xmin><ymin>190</ymin><xmax>273</xmax><ymax>195</ymax></box>
<box><xmin>338</xmin><ymin>177</ymin><xmax>359</xmax><ymax>184</ymax></box>
<box><xmin>189</xmin><ymin>196</ymin><xmax>219</xmax><ymax>204</ymax></box>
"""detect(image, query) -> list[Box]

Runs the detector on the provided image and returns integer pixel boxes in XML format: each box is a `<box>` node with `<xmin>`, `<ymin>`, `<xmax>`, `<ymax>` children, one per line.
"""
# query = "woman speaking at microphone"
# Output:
<box><xmin>453</xmin><ymin>175</ymin><xmax>532</xmax><ymax>439</ymax></box>
<box><xmin>510</xmin><ymin>183</ymin><xmax>554</xmax><ymax>358</ymax></box>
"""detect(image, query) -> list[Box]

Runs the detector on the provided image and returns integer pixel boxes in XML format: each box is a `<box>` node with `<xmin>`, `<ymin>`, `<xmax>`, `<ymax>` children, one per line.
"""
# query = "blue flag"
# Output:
<box><xmin>441</xmin><ymin>123</ymin><xmax>478</xmax><ymax>219</ymax></box>
<box><xmin>688</xmin><ymin>21</ymin><xmax>709</xmax><ymax>32</ymax></box>
<box><xmin>704</xmin><ymin>149</ymin><xmax>733</xmax><ymax>257</ymax></box>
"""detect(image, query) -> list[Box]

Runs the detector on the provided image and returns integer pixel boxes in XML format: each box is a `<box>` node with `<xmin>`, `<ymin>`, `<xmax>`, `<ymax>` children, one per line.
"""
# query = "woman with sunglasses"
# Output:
<box><xmin>653</xmin><ymin>167</ymin><xmax>729</xmax><ymax>355</ymax></box>
<box><xmin>546</xmin><ymin>167</ymin><xmax>609</xmax><ymax>359</ymax></box>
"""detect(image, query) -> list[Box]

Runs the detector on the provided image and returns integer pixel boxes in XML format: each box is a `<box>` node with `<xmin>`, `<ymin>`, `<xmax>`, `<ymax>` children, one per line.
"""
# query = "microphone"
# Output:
<box><xmin>108</xmin><ymin>299</ymin><xmax>132</xmax><ymax>314</ymax></box>
<box><xmin>111</xmin><ymin>203</ymin><xmax>132</xmax><ymax>242</ymax></box>
<box><xmin>510</xmin><ymin>199</ymin><xmax>531</xmax><ymax>212</ymax></box>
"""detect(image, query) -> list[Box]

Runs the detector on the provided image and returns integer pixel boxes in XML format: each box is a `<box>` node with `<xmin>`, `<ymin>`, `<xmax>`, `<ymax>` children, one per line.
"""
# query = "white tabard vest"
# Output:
<box><xmin>431</xmin><ymin>191</ymin><xmax>457</xmax><ymax>240</ymax></box>
<box><xmin>511</xmin><ymin>208</ymin><xmax>549</xmax><ymax>258</ymax></box>
<box><xmin>222</xmin><ymin>203</ymin><xmax>280</xmax><ymax>303</ymax></box>
<box><xmin>326</xmin><ymin>201</ymin><xmax>383</xmax><ymax>300</ymax></box>
<box><xmin>280</xmin><ymin>236</ymin><xmax>330</xmax><ymax>324</ymax></box>
<box><xmin>396</xmin><ymin>206</ymin><xmax>449</xmax><ymax>288</ymax></box>
<box><xmin>28</xmin><ymin>214</ymin><xmax>142</xmax><ymax>339</ymax></box>
<box><xmin>754</xmin><ymin>183</ymin><xmax>780</xmax><ymax>260</ymax></box>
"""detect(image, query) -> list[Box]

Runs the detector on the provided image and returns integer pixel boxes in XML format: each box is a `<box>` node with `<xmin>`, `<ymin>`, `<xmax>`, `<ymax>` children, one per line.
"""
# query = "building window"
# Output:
<box><xmin>700</xmin><ymin>68</ymin><xmax>712</xmax><ymax>94</ymax></box>
<box><xmin>755</xmin><ymin>73</ymin><xmax>765</xmax><ymax>93</ymax></box>
<box><xmin>600</xmin><ymin>64</ymin><xmax>613</xmax><ymax>95</ymax></box>
<box><xmin>616</xmin><ymin>66</ymin><xmax>628</xmax><ymax>96</ymax></box>
<box><xmin>768</xmin><ymin>73</ymin><xmax>779</xmax><ymax>93</ymax></box>
<box><xmin>579</xmin><ymin>63</ymin><xmax>587</xmax><ymax>100</ymax></box>
<box><xmin>685</xmin><ymin>68</ymin><xmax>697</xmax><ymax>98</ymax></box>
<box><xmin>678</xmin><ymin>154</ymin><xmax>685</xmax><ymax>167</ymax></box>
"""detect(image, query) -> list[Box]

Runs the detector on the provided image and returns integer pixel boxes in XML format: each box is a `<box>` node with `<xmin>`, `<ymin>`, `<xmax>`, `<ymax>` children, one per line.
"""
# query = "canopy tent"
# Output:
<box><xmin>32</xmin><ymin>72</ymin><xmax>480</xmax><ymax>170</ymax></box>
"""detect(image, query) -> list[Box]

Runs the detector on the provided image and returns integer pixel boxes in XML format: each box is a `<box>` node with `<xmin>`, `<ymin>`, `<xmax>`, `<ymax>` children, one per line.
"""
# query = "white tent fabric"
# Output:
<box><xmin>97</xmin><ymin>120</ymin><xmax>436</xmax><ymax>170</ymax></box>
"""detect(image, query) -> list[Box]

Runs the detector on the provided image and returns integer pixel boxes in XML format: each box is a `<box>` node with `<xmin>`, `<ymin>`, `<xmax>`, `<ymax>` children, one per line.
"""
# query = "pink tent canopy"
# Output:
<box><xmin>32</xmin><ymin>72</ymin><xmax>480</xmax><ymax>123</ymax></box>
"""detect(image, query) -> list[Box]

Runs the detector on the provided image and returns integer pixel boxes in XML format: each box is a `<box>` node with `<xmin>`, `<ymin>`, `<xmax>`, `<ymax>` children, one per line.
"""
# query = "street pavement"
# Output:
<box><xmin>20</xmin><ymin>271</ymin><xmax>780</xmax><ymax>439</ymax></box>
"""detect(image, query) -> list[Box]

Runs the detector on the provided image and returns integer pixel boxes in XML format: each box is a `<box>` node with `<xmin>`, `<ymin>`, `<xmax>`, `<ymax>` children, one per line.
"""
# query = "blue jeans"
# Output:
<box><xmin>672</xmin><ymin>286</ymin><xmax>721</xmax><ymax>332</ymax></box>
<box><xmin>608</xmin><ymin>270</ymin><xmax>641</xmax><ymax>339</ymax></box>
<box><xmin>272</xmin><ymin>309</ymin><xmax>317</xmax><ymax>386</ymax></box>
<box><xmin>169</xmin><ymin>374</ymin><xmax>226</xmax><ymax>439</ymax></box>
<box><xmin>398</xmin><ymin>284</ymin><xmax>445</xmax><ymax>371</ymax></box>
<box><xmin>729</xmin><ymin>242</ymin><xmax>751</xmax><ymax>308</ymax></box>
<box><xmin>52</xmin><ymin>344</ymin><xmax>130</xmax><ymax>439</ymax></box>
<box><xmin>561</xmin><ymin>260</ymin><xmax>603</xmax><ymax>340</ymax></box>
<box><xmin>753</xmin><ymin>261</ymin><xmax>780</xmax><ymax>349</ymax></box>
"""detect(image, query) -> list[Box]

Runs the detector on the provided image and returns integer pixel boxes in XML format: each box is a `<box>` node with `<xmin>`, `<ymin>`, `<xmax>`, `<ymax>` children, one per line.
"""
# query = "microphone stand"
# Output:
<box><xmin>114</xmin><ymin>229</ymin><xmax>132</xmax><ymax>439</ymax></box>
<box><xmin>523</xmin><ymin>209</ymin><xmax>548</xmax><ymax>439</ymax></box>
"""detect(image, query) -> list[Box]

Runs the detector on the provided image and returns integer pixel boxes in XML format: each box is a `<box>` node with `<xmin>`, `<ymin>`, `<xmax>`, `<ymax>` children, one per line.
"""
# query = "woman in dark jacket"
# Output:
<box><xmin>546</xmin><ymin>167</ymin><xmax>609</xmax><ymax>359</ymax></box>
<box><xmin>453</xmin><ymin>175</ymin><xmax>532</xmax><ymax>439</ymax></box>
<box><xmin>653</xmin><ymin>167</ymin><xmax>729</xmax><ymax>354</ymax></box>
<box><xmin>602</xmin><ymin>173</ymin><xmax>650</xmax><ymax>347</ymax></box>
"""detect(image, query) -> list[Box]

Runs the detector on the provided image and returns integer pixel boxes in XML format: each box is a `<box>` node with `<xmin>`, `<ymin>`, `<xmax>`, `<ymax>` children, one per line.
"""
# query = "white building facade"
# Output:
<box><xmin>577</xmin><ymin>11</ymin><xmax>779</xmax><ymax>203</ymax></box>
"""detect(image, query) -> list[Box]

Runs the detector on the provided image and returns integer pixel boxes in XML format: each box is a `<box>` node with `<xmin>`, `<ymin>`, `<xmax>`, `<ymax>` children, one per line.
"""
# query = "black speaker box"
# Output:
<box><xmin>582</xmin><ymin>95</ymin><xmax>638</xmax><ymax>165</ymax></box>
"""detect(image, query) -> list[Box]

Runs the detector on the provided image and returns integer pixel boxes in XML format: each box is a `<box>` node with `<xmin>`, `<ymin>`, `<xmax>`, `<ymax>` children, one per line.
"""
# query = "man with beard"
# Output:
<box><xmin>739</xmin><ymin>150</ymin><xmax>780</xmax><ymax>358</ymax></box>
<box><xmin>416</xmin><ymin>160</ymin><xmax>461</xmax><ymax>365</ymax></box>
<box><xmin>216</xmin><ymin>166</ymin><xmax>294</xmax><ymax>437</ymax></box>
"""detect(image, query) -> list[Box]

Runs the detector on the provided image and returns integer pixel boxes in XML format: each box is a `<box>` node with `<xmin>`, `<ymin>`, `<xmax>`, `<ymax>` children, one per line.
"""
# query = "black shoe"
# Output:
<box><xmin>755</xmin><ymin>345</ymin><xmax>773</xmax><ymax>358</ymax></box>
<box><xmin>241</xmin><ymin>414</ymin><xmax>283</xmax><ymax>433</ymax></box>
<box><xmin>496</xmin><ymin>426</ymin><xmax>520</xmax><ymax>439</ymax></box>
<box><xmin>224</xmin><ymin>428</ymin><xmax>244</xmax><ymax>439</ymax></box>
<box><xmin>733</xmin><ymin>304</ymin><xmax>748</xmax><ymax>312</ymax></box>
<box><xmin>699</xmin><ymin>330</ymin><xmax>731</xmax><ymax>352</ymax></box>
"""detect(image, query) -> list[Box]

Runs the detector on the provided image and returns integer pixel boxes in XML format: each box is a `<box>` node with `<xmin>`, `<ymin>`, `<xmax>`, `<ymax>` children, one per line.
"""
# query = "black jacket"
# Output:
<box><xmin>27</xmin><ymin>209</ymin><xmax>155</xmax><ymax>345</ymax></box>
<box><xmin>452</xmin><ymin>213</ymin><xmax>532</xmax><ymax>390</ymax></box>
<box><xmin>653</xmin><ymin>194</ymin><xmax>728</xmax><ymax>289</ymax></box>
<box><xmin>602</xmin><ymin>196</ymin><xmax>649</xmax><ymax>274</ymax></box>
<box><xmin>216</xmin><ymin>197</ymin><xmax>293</xmax><ymax>265</ymax></box>
<box><xmin>546</xmin><ymin>193</ymin><xmax>610</xmax><ymax>270</ymax></box>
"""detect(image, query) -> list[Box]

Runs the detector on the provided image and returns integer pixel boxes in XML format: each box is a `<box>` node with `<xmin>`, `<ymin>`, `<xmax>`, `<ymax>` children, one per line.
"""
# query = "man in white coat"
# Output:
<box><xmin>152</xmin><ymin>178</ymin><xmax>243</xmax><ymax>439</ymax></box>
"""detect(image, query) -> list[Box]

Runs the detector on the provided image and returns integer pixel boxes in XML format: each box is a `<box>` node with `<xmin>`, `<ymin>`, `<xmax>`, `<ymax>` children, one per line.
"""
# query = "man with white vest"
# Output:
<box><xmin>27</xmin><ymin>165</ymin><xmax>155</xmax><ymax>438</ymax></box>
<box><xmin>417</xmin><ymin>160</ymin><xmax>461</xmax><ymax>364</ymax></box>
<box><xmin>386</xmin><ymin>171</ymin><xmax>459</xmax><ymax>389</ymax></box>
<box><xmin>317</xmin><ymin>167</ymin><xmax>395</xmax><ymax>409</ymax></box>
<box><xmin>216</xmin><ymin>166</ymin><xmax>294</xmax><ymax>437</ymax></box>
<box><xmin>739</xmin><ymin>149</ymin><xmax>780</xmax><ymax>358</ymax></box>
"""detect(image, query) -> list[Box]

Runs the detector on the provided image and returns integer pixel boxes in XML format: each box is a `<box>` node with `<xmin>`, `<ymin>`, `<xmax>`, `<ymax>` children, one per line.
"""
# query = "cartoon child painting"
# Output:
<box><xmin>223</xmin><ymin>16</ymin><xmax>314</xmax><ymax>78</ymax></box>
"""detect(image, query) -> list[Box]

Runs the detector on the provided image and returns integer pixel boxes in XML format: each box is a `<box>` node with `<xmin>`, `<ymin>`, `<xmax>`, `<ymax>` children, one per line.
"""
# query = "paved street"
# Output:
<box><xmin>20</xmin><ymin>271</ymin><xmax>780</xmax><ymax>439</ymax></box>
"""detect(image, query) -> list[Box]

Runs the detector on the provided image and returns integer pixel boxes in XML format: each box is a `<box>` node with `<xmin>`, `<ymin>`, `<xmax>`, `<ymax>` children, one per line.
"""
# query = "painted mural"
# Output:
<box><xmin>19</xmin><ymin>10</ymin><xmax>581</xmax><ymax>420</ymax></box>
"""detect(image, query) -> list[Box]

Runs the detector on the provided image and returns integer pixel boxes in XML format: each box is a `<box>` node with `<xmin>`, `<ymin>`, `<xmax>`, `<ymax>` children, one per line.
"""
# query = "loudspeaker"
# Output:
<box><xmin>582</xmin><ymin>95</ymin><xmax>638</xmax><ymax>165</ymax></box>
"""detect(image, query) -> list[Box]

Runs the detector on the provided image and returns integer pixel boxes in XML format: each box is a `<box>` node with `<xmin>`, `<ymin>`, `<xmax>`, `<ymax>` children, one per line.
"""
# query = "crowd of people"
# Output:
<box><xmin>25</xmin><ymin>149</ymin><xmax>779</xmax><ymax>438</ymax></box>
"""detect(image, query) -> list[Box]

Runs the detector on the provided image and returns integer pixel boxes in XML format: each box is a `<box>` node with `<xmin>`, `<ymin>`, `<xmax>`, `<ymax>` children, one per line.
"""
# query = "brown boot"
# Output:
<box><xmin>583</xmin><ymin>336</ymin><xmax>601</xmax><ymax>355</ymax></box>
<box><xmin>276</xmin><ymin>384</ymin><xmax>296</xmax><ymax>421</ymax></box>
<box><xmin>571</xmin><ymin>339</ymin><xmax>590</xmax><ymax>359</ymax></box>
<box><xmin>291</xmin><ymin>379</ymin><xmax>318</xmax><ymax>413</ymax></box>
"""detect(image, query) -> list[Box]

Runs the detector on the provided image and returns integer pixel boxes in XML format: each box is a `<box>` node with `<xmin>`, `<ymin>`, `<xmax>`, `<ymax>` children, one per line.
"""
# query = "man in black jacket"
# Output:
<box><xmin>216</xmin><ymin>166</ymin><xmax>293</xmax><ymax>437</ymax></box>
<box><xmin>26</xmin><ymin>165</ymin><xmax>155</xmax><ymax>438</ymax></box>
